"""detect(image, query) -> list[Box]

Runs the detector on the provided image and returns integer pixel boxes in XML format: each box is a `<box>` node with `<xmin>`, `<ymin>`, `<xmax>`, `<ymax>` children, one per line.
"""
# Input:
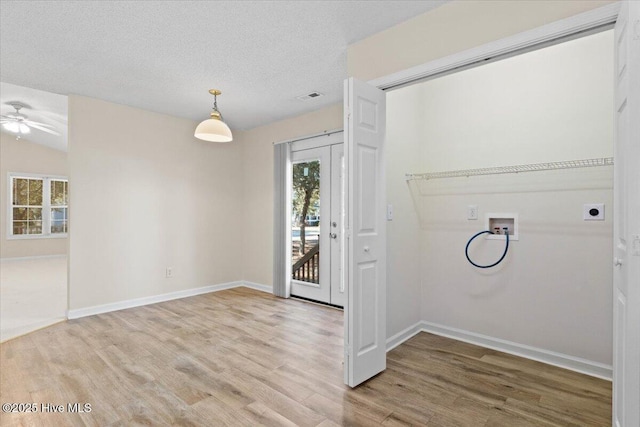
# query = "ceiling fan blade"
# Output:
<box><xmin>26</xmin><ymin>122</ymin><xmax>61</xmax><ymax>135</ymax></box>
<box><xmin>23</xmin><ymin>119</ymin><xmax>55</xmax><ymax>128</ymax></box>
<box><xmin>0</xmin><ymin>115</ymin><xmax>16</xmax><ymax>120</ymax></box>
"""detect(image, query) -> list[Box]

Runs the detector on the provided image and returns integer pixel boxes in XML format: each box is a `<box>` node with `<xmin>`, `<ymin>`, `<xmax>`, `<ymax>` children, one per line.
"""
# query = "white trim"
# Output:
<box><xmin>273</xmin><ymin>128</ymin><xmax>343</xmax><ymax>146</ymax></box>
<box><xmin>7</xmin><ymin>233</ymin><xmax>68</xmax><ymax>240</ymax></box>
<box><xmin>8</xmin><ymin>172</ymin><xmax>68</xmax><ymax>180</ymax></box>
<box><xmin>67</xmin><ymin>281</ymin><xmax>244</xmax><ymax>319</ymax></box>
<box><xmin>290</xmin><ymin>132</ymin><xmax>343</xmax><ymax>152</ymax></box>
<box><xmin>241</xmin><ymin>281</ymin><xmax>273</xmax><ymax>293</ymax></box>
<box><xmin>0</xmin><ymin>254</ymin><xmax>66</xmax><ymax>262</ymax></box>
<box><xmin>385</xmin><ymin>321</ymin><xmax>612</xmax><ymax>381</ymax></box>
<box><xmin>369</xmin><ymin>3</ymin><xmax>620</xmax><ymax>90</ymax></box>
<box><xmin>66</xmin><ymin>281</ymin><xmax>273</xmax><ymax>319</ymax></box>
<box><xmin>386</xmin><ymin>321</ymin><xmax>424</xmax><ymax>352</ymax></box>
<box><xmin>420</xmin><ymin>321</ymin><xmax>612</xmax><ymax>380</ymax></box>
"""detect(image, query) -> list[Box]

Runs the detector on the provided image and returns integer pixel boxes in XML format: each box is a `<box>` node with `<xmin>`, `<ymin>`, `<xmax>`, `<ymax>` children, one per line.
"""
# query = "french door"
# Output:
<box><xmin>290</xmin><ymin>143</ymin><xmax>345</xmax><ymax>307</ymax></box>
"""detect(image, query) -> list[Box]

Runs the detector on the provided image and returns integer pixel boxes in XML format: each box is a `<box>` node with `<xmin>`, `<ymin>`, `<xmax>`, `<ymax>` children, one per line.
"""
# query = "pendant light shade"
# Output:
<box><xmin>195</xmin><ymin>89</ymin><xmax>233</xmax><ymax>143</ymax></box>
<box><xmin>194</xmin><ymin>117</ymin><xmax>232</xmax><ymax>142</ymax></box>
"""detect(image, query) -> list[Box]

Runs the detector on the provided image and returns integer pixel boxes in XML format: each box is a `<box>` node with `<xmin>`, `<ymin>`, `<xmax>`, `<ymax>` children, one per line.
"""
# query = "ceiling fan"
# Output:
<box><xmin>1</xmin><ymin>102</ymin><xmax>60</xmax><ymax>138</ymax></box>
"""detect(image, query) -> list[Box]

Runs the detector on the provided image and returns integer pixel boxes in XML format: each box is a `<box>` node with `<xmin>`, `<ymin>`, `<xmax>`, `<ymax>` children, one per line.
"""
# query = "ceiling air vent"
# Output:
<box><xmin>296</xmin><ymin>92</ymin><xmax>324</xmax><ymax>101</ymax></box>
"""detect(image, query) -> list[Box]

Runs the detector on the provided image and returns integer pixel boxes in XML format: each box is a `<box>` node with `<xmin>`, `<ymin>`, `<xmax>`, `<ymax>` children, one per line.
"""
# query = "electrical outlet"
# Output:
<box><xmin>583</xmin><ymin>203</ymin><xmax>604</xmax><ymax>221</ymax></box>
<box><xmin>166</xmin><ymin>267</ymin><xmax>173</xmax><ymax>278</ymax></box>
<box><xmin>467</xmin><ymin>205</ymin><xmax>478</xmax><ymax>220</ymax></box>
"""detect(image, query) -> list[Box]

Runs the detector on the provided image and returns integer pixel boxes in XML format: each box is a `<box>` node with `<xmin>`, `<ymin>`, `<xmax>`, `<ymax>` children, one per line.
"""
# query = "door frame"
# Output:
<box><xmin>288</xmin><ymin>142</ymin><xmax>345</xmax><ymax>307</ymax></box>
<box><xmin>368</xmin><ymin>3</ymin><xmax>620</xmax><ymax>92</ymax></box>
<box><xmin>329</xmin><ymin>144</ymin><xmax>346</xmax><ymax>308</ymax></box>
<box><xmin>273</xmin><ymin>131</ymin><xmax>343</xmax><ymax>299</ymax></box>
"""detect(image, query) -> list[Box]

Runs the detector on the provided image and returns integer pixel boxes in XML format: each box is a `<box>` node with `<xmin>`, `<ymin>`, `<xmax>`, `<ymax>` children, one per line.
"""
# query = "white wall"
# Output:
<box><xmin>387</xmin><ymin>30</ymin><xmax>614</xmax><ymax>364</ymax></box>
<box><xmin>68</xmin><ymin>96</ymin><xmax>244</xmax><ymax>310</ymax></box>
<box><xmin>0</xmin><ymin>133</ymin><xmax>68</xmax><ymax>258</ymax></box>
<box><xmin>348</xmin><ymin>0</ymin><xmax>615</xmax><ymax>80</ymax></box>
<box><xmin>385</xmin><ymin>88</ymin><xmax>424</xmax><ymax>338</ymax></box>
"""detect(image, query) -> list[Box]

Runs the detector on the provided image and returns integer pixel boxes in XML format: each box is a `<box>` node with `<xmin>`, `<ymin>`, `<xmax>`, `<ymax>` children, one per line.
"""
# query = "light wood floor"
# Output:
<box><xmin>0</xmin><ymin>287</ymin><xmax>611</xmax><ymax>426</ymax></box>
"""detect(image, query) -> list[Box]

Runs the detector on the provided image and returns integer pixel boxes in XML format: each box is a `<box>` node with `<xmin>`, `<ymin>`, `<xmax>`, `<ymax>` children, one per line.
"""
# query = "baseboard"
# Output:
<box><xmin>420</xmin><ymin>321</ymin><xmax>612</xmax><ymax>381</ymax></box>
<box><xmin>241</xmin><ymin>281</ymin><xmax>273</xmax><ymax>294</ymax></box>
<box><xmin>386</xmin><ymin>321</ymin><xmax>424</xmax><ymax>352</ymax></box>
<box><xmin>0</xmin><ymin>254</ymin><xmax>66</xmax><ymax>262</ymax></box>
<box><xmin>67</xmin><ymin>281</ymin><xmax>245</xmax><ymax>319</ymax></box>
<box><xmin>385</xmin><ymin>320</ymin><xmax>612</xmax><ymax>380</ymax></box>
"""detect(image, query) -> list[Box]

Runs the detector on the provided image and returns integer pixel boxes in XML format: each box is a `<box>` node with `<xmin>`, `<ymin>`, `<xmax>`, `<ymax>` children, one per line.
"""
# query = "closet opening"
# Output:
<box><xmin>386</xmin><ymin>27</ymin><xmax>614</xmax><ymax>380</ymax></box>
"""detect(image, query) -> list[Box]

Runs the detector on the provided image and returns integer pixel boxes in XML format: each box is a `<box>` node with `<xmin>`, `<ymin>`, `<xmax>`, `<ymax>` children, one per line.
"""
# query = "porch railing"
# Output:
<box><xmin>292</xmin><ymin>243</ymin><xmax>319</xmax><ymax>283</ymax></box>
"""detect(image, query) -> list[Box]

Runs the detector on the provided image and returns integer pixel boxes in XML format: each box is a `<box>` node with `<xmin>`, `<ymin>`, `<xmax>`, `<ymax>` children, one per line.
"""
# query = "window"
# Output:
<box><xmin>9</xmin><ymin>174</ymin><xmax>68</xmax><ymax>238</ymax></box>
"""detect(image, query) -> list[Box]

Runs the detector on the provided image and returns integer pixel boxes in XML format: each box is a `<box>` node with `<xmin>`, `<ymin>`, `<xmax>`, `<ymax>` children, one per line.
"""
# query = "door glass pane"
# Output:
<box><xmin>291</xmin><ymin>160</ymin><xmax>320</xmax><ymax>284</ymax></box>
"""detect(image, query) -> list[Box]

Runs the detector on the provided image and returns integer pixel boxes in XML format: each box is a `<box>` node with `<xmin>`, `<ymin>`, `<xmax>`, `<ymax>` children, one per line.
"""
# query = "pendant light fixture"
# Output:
<box><xmin>194</xmin><ymin>89</ymin><xmax>233</xmax><ymax>142</ymax></box>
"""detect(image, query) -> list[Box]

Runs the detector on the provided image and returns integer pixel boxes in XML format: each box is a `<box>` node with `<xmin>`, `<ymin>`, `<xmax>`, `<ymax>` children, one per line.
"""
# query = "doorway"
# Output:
<box><xmin>290</xmin><ymin>143</ymin><xmax>345</xmax><ymax>307</ymax></box>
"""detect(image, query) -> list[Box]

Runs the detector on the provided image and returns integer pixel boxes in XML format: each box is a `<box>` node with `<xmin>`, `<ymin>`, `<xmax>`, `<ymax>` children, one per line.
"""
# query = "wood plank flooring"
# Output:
<box><xmin>0</xmin><ymin>287</ymin><xmax>611</xmax><ymax>426</ymax></box>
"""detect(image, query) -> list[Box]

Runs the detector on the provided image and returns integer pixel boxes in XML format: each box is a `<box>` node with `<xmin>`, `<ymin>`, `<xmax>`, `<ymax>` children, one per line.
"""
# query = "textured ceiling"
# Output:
<box><xmin>0</xmin><ymin>0</ymin><xmax>446</xmax><ymax>136</ymax></box>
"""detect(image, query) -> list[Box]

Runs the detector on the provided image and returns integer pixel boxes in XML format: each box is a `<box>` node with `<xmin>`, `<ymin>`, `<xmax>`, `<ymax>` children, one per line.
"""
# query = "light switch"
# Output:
<box><xmin>387</xmin><ymin>204</ymin><xmax>393</xmax><ymax>221</ymax></box>
<box><xmin>467</xmin><ymin>205</ymin><xmax>478</xmax><ymax>220</ymax></box>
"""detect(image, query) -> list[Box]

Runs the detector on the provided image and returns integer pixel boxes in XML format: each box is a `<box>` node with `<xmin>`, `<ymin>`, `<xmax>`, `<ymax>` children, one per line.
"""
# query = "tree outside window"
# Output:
<box><xmin>292</xmin><ymin>161</ymin><xmax>320</xmax><ymax>257</ymax></box>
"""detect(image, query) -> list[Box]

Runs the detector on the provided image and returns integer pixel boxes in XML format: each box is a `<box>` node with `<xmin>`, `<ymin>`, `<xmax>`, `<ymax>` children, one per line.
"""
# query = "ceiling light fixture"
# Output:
<box><xmin>194</xmin><ymin>89</ymin><xmax>232</xmax><ymax>143</ymax></box>
<box><xmin>2</xmin><ymin>121</ymin><xmax>30</xmax><ymax>135</ymax></box>
<box><xmin>1</xmin><ymin>102</ymin><xmax>59</xmax><ymax>140</ymax></box>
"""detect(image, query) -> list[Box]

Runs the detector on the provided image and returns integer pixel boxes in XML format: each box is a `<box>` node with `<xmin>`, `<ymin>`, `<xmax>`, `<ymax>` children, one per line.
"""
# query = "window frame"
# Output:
<box><xmin>7</xmin><ymin>172</ymin><xmax>68</xmax><ymax>240</ymax></box>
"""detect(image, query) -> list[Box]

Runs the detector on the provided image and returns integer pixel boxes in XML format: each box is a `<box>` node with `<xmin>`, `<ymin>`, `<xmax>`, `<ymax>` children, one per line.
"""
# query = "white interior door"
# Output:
<box><xmin>344</xmin><ymin>77</ymin><xmax>386</xmax><ymax>387</ymax></box>
<box><xmin>613</xmin><ymin>2</ymin><xmax>640</xmax><ymax>426</ymax></box>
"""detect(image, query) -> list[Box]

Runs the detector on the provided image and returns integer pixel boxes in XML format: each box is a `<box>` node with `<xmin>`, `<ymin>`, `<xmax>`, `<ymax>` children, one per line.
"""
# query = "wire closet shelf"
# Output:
<box><xmin>405</xmin><ymin>157</ymin><xmax>614</xmax><ymax>181</ymax></box>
